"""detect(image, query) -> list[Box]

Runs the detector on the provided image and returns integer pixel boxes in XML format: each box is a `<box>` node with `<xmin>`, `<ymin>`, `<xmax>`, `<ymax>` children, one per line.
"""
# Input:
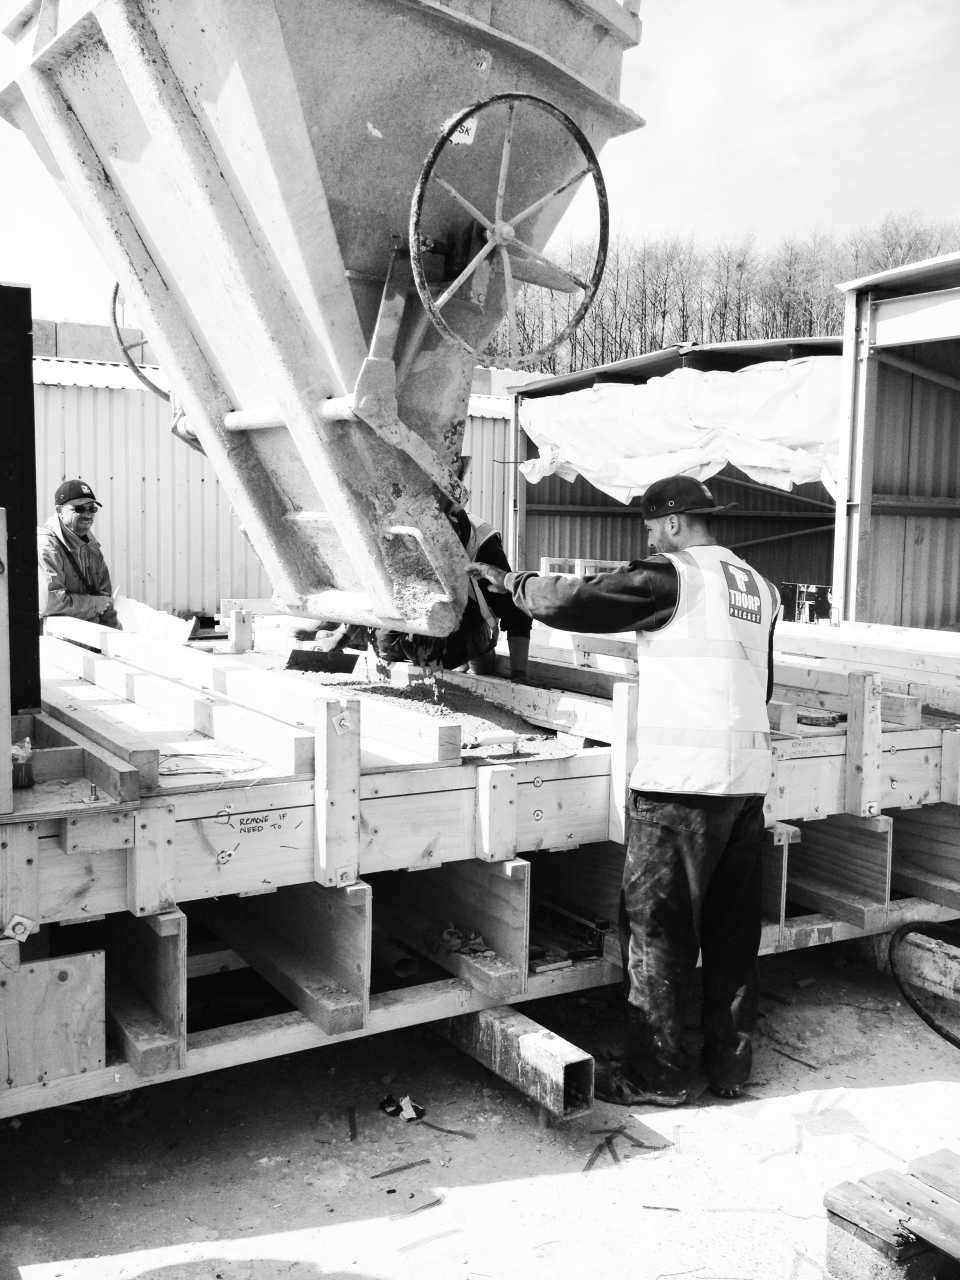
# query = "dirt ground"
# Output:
<box><xmin>3</xmin><ymin>945</ymin><xmax>960</xmax><ymax>1280</ymax></box>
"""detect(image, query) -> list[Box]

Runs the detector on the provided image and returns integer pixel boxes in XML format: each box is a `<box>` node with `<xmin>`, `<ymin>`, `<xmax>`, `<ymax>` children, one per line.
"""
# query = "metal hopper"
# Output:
<box><xmin>0</xmin><ymin>0</ymin><xmax>641</xmax><ymax>633</ymax></box>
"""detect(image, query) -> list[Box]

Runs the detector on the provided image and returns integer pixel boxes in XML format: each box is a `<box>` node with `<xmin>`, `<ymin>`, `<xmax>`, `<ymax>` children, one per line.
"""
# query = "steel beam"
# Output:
<box><xmin>438</xmin><ymin>1005</ymin><xmax>594</xmax><ymax>1118</ymax></box>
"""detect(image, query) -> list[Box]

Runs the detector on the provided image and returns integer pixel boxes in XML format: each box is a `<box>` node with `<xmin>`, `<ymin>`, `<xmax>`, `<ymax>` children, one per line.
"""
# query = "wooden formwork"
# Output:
<box><xmin>3</xmin><ymin>611</ymin><xmax>960</xmax><ymax>1119</ymax></box>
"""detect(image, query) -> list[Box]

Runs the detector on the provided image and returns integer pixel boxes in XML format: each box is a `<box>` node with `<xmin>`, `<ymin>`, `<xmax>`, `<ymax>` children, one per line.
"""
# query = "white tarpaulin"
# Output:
<box><xmin>519</xmin><ymin>356</ymin><xmax>844</xmax><ymax>501</ymax></box>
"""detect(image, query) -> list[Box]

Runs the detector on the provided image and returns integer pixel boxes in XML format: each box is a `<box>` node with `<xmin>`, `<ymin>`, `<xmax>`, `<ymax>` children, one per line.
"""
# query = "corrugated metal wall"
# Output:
<box><xmin>463</xmin><ymin>407</ymin><xmax>516</xmax><ymax>552</ymax></box>
<box><xmin>866</xmin><ymin>353</ymin><xmax>960</xmax><ymax>628</ymax></box>
<box><xmin>33</xmin><ymin>372</ymin><xmax>516</xmax><ymax>617</ymax></box>
<box><xmin>521</xmin><ymin>455</ymin><xmax>835</xmax><ymax>591</ymax></box>
<box><xmin>34</xmin><ymin>378</ymin><xmax>271</xmax><ymax>615</ymax></box>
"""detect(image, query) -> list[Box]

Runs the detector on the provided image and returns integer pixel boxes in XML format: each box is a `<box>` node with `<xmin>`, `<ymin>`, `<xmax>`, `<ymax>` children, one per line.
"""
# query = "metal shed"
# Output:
<box><xmin>32</xmin><ymin>354</ymin><xmax>518</xmax><ymax>618</ymax></box>
<box><xmin>33</xmin><ymin>356</ymin><xmax>273</xmax><ymax>616</ymax></box>
<box><xmin>510</xmin><ymin>337</ymin><xmax>842</xmax><ymax>597</ymax></box>
<box><xmin>835</xmin><ymin>252</ymin><xmax>960</xmax><ymax>629</ymax></box>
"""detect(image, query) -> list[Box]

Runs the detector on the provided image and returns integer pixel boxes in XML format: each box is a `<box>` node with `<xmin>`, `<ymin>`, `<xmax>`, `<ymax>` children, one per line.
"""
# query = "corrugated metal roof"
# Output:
<box><xmin>837</xmin><ymin>250</ymin><xmax>960</xmax><ymax>296</ymax></box>
<box><xmin>33</xmin><ymin>356</ymin><xmax>170</xmax><ymax>392</ymax></box>
<box><xmin>514</xmin><ymin>337</ymin><xmax>842</xmax><ymax>399</ymax></box>
<box><xmin>467</xmin><ymin>393</ymin><xmax>512</xmax><ymax>420</ymax></box>
<box><xmin>36</xmin><ymin>359</ymin><xmax>510</xmax><ymax>421</ymax></box>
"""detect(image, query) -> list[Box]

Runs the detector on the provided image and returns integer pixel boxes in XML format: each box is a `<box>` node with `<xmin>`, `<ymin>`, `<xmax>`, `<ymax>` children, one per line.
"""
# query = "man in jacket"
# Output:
<box><xmin>38</xmin><ymin>479</ymin><xmax>120</xmax><ymax>630</ymax></box>
<box><xmin>469</xmin><ymin>474</ymin><xmax>780</xmax><ymax>1106</ymax></box>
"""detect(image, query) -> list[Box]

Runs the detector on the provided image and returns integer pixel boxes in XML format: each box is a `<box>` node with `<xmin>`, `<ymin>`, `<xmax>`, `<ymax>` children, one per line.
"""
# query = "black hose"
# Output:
<box><xmin>887</xmin><ymin>921</ymin><xmax>960</xmax><ymax>1050</ymax></box>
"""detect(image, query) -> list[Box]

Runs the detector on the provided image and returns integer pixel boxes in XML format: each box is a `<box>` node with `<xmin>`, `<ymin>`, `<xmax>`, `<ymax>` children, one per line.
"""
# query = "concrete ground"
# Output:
<box><xmin>2</xmin><ymin>944</ymin><xmax>960</xmax><ymax>1280</ymax></box>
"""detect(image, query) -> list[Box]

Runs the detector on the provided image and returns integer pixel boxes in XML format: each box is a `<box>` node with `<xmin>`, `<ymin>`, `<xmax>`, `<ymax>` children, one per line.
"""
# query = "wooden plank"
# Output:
<box><xmin>107</xmin><ymin>907</ymin><xmax>186</xmax><ymax>1071</ymax></box>
<box><xmin>197</xmin><ymin>892</ymin><xmax>365</xmax><ymax>1034</ymax></box>
<box><xmin>825</xmin><ymin>1180</ymin><xmax>923</xmax><ymax>1252</ymax></box>
<box><xmin>41</xmin><ymin>678</ymin><xmax>160</xmax><ymax>787</ymax></box>
<box><xmin>892</xmin><ymin>866</ymin><xmax>960</xmax><ymax>912</ymax></box>
<box><xmin>31</xmin><ymin>713</ymin><xmax>141</xmax><ymax>802</ymax></box>
<box><xmin>846</xmin><ymin>672</ymin><xmax>884</xmax><ymax>817</ymax></box>
<box><xmin>608</xmin><ymin>681</ymin><xmax>638</xmax><ymax>844</ymax></box>
<box><xmin>233</xmin><ymin>880</ymin><xmax>370</xmax><ymax>1026</ymax></box>
<box><xmin>380</xmin><ymin>858</ymin><xmax>529</xmax><ymax>999</ymax></box>
<box><xmin>766</xmin><ymin>753</ymin><xmax>845</xmax><ymax>824</ymax></box>
<box><xmin>60</xmin><ymin>622</ymin><xmax>462</xmax><ymax>765</ymax></box>
<box><xmin>785</xmin><ymin>875</ymin><xmax>890</xmax><ymax>930</ymax></box>
<box><xmin>0</xmin><ymin>820</ymin><xmax>39</xmax><ymax>938</ymax></box>
<box><xmin>893</xmin><ymin>806</ymin><xmax>960</xmax><ymax>879</ymax></box>
<box><xmin>42</xmin><ymin>636</ymin><xmax>315</xmax><ymax>776</ymax></box>
<box><xmin>909</xmin><ymin>1151</ymin><xmax>960</xmax><ymax>1204</ymax></box>
<box><xmin>440</xmin><ymin>670</ymin><xmax>613</xmax><ymax>740</ymax></box>
<box><xmin>30</xmin><ymin>746</ymin><xmax>85</xmax><ymax>782</ymax></box>
<box><xmin>106</xmin><ymin>970</ymin><xmax>180</xmax><ymax>1076</ymax></box>
<box><xmin>475</xmin><ymin>764</ymin><xmax>518</xmax><ymax>861</ymax></box>
<box><xmin>762</xmin><ymin>822</ymin><xmax>798</xmax><ymax>943</ymax></box>
<box><xmin>62</xmin><ymin>811</ymin><xmax>134</xmax><ymax>855</ymax></box>
<box><xmin>174</xmin><ymin>800</ymin><xmax>314</xmax><ymax>899</ymax></box>
<box><xmin>517</xmin><ymin>773</ymin><xmax>610</xmax><ymax>852</ymax></box>
<box><xmin>0</xmin><ymin>950</ymin><xmax>105</xmax><ymax>1088</ymax></box>
<box><xmin>772</xmin><ymin>681</ymin><xmax>922</xmax><ymax>729</ymax></box>
<box><xmin>315</xmin><ymin>696</ymin><xmax>360</xmax><ymax>887</ymax></box>
<box><xmin>0</xmin><ymin>509</ymin><xmax>12</xmax><ymax>813</ymax></box>
<box><xmin>860</xmin><ymin>1168</ymin><xmax>960</xmax><ymax>1261</ymax></box>
<box><xmin>128</xmin><ymin>804</ymin><xmax>177</xmax><ymax>916</ymax></box>
<box><xmin>38</xmin><ymin>840</ymin><xmax>126</xmax><ymax>925</ymax></box>
<box><xmin>768</xmin><ymin>701</ymin><xmax>799</xmax><ymax>733</ymax></box>
<box><xmin>790</xmin><ymin>814</ymin><xmax>892</xmax><ymax>906</ymax></box>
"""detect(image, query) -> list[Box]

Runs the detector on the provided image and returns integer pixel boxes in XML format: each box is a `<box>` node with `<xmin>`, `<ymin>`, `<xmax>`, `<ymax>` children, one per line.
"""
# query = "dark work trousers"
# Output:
<box><xmin>619</xmin><ymin>789</ymin><xmax>765</xmax><ymax>1095</ymax></box>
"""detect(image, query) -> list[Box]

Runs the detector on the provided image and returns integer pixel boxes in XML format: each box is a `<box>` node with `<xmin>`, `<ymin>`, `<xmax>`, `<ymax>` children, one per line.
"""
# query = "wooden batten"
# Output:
<box><xmin>892</xmin><ymin>804</ymin><xmax>960</xmax><ymax>910</ymax></box>
<box><xmin>844</xmin><ymin>672</ymin><xmax>884</xmax><ymax>817</ymax></box>
<box><xmin>128</xmin><ymin>805</ymin><xmax>178</xmax><ymax>916</ymax></box>
<box><xmin>607</xmin><ymin>680</ymin><xmax>638</xmax><ymax>843</ymax></box>
<box><xmin>106</xmin><ymin>907</ymin><xmax>187</xmax><ymax>1075</ymax></box>
<box><xmin>195</xmin><ymin>881</ymin><xmax>371</xmax><ymax>1034</ymax></box>
<box><xmin>0</xmin><ymin>820</ymin><xmax>40</xmax><ymax>940</ymax></box>
<box><xmin>788</xmin><ymin>814</ymin><xmax>892</xmax><ymax>929</ymax></box>
<box><xmin>762</xmin><ymin>822</ymin><xmax>799</xmax><ymax>946</ymax></box>
<box><xmin>31</xmin><ymin>713</ymin><xmax>141</xmax><ymax>802</ymax></box>
<box><xmin>475</xmin><ymin>763</ymin><xmax>518</xmax><ymax>861</ymax></box>
<box><xmin>441</xmin><ymin>670</ymin><xmax>614</xmax><ymax>741</ymax></box>
<box><xmin>315</xmin><ymin>696</ymin><xmax>361</xmax><ymax>886</ymax></box>
<box><xmin>40</xmin><ymin>677</ymin><xmax>161</xmax><ymax>788</ymax></box>
<box><xmin>375</xmin><ymin>859</ymin><xmax>530</xmax><ymax>1000</ymax></box>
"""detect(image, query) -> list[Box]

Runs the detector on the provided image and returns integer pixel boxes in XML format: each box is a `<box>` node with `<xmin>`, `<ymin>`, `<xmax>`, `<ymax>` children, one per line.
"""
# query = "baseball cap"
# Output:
<box><xmin>54</xmin><ymin>479</ymin><xmax>101</xmax><ymax>508</ymax></box>
<box><xmin>639</xmin><ymin>474</ymin><xmax>734</xmax><ymax>520</ymax></box>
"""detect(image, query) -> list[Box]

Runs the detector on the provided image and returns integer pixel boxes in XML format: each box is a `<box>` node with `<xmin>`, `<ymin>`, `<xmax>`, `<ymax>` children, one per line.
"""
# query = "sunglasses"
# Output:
<box><xmin>70</xmin><ymin>503</ymin><xmax>99</xmax><ymax>514</ymax></box>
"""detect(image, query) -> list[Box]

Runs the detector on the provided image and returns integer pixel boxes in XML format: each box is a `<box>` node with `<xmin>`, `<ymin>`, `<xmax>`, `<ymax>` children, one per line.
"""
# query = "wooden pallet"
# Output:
<box><xmin>825</xmin><ymin>1150</ymin><xmax>960</xmax><ymax>1279</ymax></box>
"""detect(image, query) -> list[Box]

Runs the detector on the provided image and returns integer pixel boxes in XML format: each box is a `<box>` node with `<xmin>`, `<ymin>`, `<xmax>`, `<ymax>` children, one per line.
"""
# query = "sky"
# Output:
<box><xmin>0</xmin><ymin>0</ymin><xmax>958</xmax><ymax>322</ymax></box>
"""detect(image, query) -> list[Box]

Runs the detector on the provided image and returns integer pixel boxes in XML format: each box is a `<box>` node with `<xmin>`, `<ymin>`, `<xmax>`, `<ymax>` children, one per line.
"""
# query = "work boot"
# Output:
<box><xmin>593</xmin><ymin>1062</ymin><xmax>689</xmax><ymax>1108</ymax></box>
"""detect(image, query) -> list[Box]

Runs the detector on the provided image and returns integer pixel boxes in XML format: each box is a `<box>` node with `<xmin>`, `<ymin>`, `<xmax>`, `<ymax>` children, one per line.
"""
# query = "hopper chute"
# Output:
<box><xmin>0</xmin><ymin>0</ymin><xmax>641</xmax><ymax>633</ymax></box>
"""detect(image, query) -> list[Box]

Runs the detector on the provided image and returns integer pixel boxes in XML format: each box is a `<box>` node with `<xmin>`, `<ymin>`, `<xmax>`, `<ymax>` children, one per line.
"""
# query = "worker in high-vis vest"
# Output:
<box><xmin>469</xmin><ymin>473</ymin><xmax>780</xmax><ymax>1107</ymax></box>
<box><xmin>373</xmin><ymin>505</ymin><xmax>531</xmax><ymax>679</ymax></box>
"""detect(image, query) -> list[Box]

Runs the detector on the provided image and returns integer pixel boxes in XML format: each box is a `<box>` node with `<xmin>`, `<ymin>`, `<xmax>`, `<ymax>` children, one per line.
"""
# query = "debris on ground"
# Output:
<box><xmin>379</xmin><ymin>1093</ymin><xmax>426</xmax><ymax>1121</ymax></box>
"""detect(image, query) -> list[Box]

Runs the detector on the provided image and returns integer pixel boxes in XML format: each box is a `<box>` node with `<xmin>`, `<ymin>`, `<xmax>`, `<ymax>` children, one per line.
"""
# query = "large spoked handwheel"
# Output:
<box><xmin>409</xmin><ymin>93</ymin><xmax>609</xmax><ymax>366</ymax></box>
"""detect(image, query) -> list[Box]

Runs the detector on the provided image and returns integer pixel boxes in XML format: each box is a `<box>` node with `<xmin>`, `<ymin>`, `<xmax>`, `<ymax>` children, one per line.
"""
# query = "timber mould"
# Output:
<box><xmin>2</xmin><ymin>614</ymin><xmax>960</xmax><ymax>1119</ymax></box>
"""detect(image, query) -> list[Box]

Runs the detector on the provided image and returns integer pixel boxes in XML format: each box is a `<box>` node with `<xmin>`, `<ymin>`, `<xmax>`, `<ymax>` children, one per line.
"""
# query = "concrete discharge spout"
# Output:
<box><xmin>0</xmin><ymin>0</ymin><xmax>642</xmax><ymax>633</ymax></box>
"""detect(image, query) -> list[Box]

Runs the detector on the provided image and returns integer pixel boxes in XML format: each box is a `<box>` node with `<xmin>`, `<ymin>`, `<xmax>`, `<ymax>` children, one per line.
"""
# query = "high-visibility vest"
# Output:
<box><xmin>465</xmin><ymin>514</ymin><xmax>499</xmax><ymax>644</ymax></box>
<box><xmin>631</xmin><ymin>545</ymin><xmax>780</xmax><ymax>796</ymax></box>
